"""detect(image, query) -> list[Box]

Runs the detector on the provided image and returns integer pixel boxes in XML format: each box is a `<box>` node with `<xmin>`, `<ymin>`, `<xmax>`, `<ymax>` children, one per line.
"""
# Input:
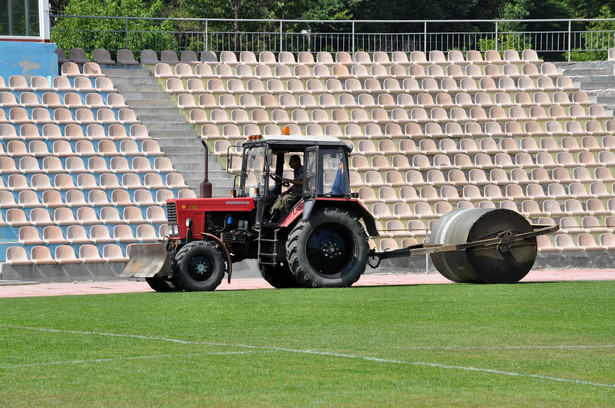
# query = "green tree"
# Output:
<box><xmin>51</xmin><ymin>0</ymin><xmax>176</xmax><ymax>54</ymax></box>
<box><xmin>568</xmin><ymin>5</ymin><xmax>615</xmax><ymax>60</ymax></box>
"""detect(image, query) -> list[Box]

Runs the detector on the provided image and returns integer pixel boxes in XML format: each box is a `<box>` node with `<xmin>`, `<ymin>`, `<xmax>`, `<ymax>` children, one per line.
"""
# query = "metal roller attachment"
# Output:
<box><xmin>428</xmin><ymin>208</ymin><xmax>538</xmax><ymax>283</ymax></box>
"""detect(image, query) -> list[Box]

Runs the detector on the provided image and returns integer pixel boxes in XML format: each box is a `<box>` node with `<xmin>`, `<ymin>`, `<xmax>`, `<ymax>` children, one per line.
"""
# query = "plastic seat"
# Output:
<box><xmin>5</xmin><ymin>208</ymin><xmax>27</xmax><ymax>226</ymax></box>
<box><xmin>156</xmin><ymin>189</ymin><xmax>175</xmax><ymax>204</ymax></box>
<box><xmin>19</xmin><ymin>156</ymin><xmax>43</xmax><ymax>173</ymax></box>
<box><xmin>555</xmin><ymin>234</ymin><xmax>578</xmax><ymax>252</ymax></box>
<box><xmin>77</xmin><ymin>206</ymin><xmax>102</xmax><ymax>225</ymax></box>
<box><xmin>100</xmin><ymin>206</ymin><xmax>122</xmax><ymax>225</ymax></box>
<box><xmin>18</xmin><ymin>92</ymin><xmax>41</xmax><ymax>108</ymax></box>
<box><xmin>600</xmin><ymin>233</ymin><xmax>615</xmax><ymax>250</ymax></box>
<box><xmin>581</xmin><ymin>216</ymin><xmax>607</xmax><ymax>234</ymax></box>
<box><xmin>18</xmin><ymin>190</ymin><xmax>43</xmax><ymax>208</ymax></box>
<box><xmin>54</xmin><ymin>245</ymin><xmax>80</xmax><ymax>264</ymax></box>
<box><xmin>146</xmin><ymin>206</ymin><xmax>167</xmax><ymax>224</ymax></box>
<box><xmin>76</xmin><ymin>244</ymin><xmax>103</xmax><ymax>263</ymax></box>
<box><xmin>88</xmin><ymin>189</ymin><xmax>111</xmax><ymax>206</ymax></box>
<box><xmin>134</xmin><ymin>189</ymin><xmax>156</xmax><ymax>206</ymax></box>
<box><xmin>112</xmin><ymin>224</ymin><xmax>138</xmax><ymax>244</ymax></box>
<box><xmin>123</xmin><ymin>206</ymin><xmax>146</xmax><ymax>224</ymax></box>
<box><xmin>51</xmin><ymin>207</ymin><xmax>76</xmax><ymax>226</ymax></box>
<box><xmin>92</xmin><ymin>48</ymin><xmax>115</xmax><ymax>65</ymax></box>
<box><xmin>414</xmin><ymin>202</ymin><xmax>436</xmax><ymax>219</ymax></box>
<box><xmin>90</xmin><ymin>225</ymin><xmax>115</xmax><ymax>244</ymax></box>
<box><xmin>117</xmin><ymin>49</ymin><xmax>138</xmax><ymax>65</ymax></box>
<box><xmin>6</xmin><ymin>246</ymin><xmax>32</xmax><ymax>265</ymax></box>
<box><xmin>103</xmin><ymin>244</ymin><xmax>128</xmax><ymax>262</ymax></box>
<box><xmin>118</xmin><ymin>173</ymin><xmax>141</xmax><ymax>190</ymax></box>
<box><xmin>136</xmin><ymin>224</ymin><xmax>159</xmax><ymax>242</ymax></box>
<box><xmin>30</xmin><ymin>75</ymin><xmax>53</xmax><ymax>92</ymax></box>
<box><xmin>19</xmin><ymin>226</ymin><xmax>45</xmax><ymax>245</ymax></box>
<box><xmin>31</xmin><ymin>246</ymin><xmax>55</xmax><ymax>265</ymax></box>
<box><xmin>31</xmin><ymin>174</ymin><xmax>52</xmax><ymax>191</ymax></box>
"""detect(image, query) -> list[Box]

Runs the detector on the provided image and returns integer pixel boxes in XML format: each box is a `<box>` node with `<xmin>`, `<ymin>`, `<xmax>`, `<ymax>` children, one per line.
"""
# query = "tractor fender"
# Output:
<box><xmin>201</xmin><ymin>232</ymin><xmax>234</xmax><ymax>283</ymax></box>
<box><xmin>278</xmin><ymin>198</ymin><xmax>379</xmax><ymax>237</ymax></box>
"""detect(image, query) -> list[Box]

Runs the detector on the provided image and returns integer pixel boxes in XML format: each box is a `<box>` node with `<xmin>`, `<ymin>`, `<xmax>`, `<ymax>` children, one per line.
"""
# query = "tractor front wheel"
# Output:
<box><xmin>286</xmin><ymin>208</ymin><xmax>369</xmax><ymax>288</ymax></box>
<box><xmin>174</xmin><ymin>241</ymin><xmax>227</xmax><ymax>291</ymax></box>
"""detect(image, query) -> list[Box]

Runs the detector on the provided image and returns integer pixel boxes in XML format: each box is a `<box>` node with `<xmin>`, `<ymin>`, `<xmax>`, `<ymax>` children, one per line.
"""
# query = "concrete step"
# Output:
<box><xmin>596</xmin><ymin>96</ymin><xmax>615</xmax><ymax>104</ymax></box>
<box><xmin>580</xmin><ymin>81</ymin><xmax>615</xmax><ymax>90</ymax></box>
<box><xmin>102</xmin><ymin>65</ymin><xmax>234</xmax><ymax>194</ymax></box>
<box><xmin>126</xmin><ymin>99</ymin><xmax>175</xmax><ymax>108</ymax></box>
<box><xmin>146</xmin><ymin>123</ymin><xmax>196</xmax><ymax>132</ymax></box>
<box><xmin>135</xmin><ymin>113</ymin><xmax>184</xmax><ymax>123</ymax></box>
<box><xmin>159</xmin><ymin>145</ymin><xmax>209</xmax><ymax>155</ymax></box>
<box><xmin>117</xmin><ymin>91</ymin><xmax>168</xmax><ymax>100</ymax></box>
<box><xmin>560</xmin><ymin>68</ymin><xmax>609</xmax><ymax>77</ymax></box>
<box><xmin>108</xmin><ymin>78</ymin><xmax>160</xmax><ymax>88</ymax></box>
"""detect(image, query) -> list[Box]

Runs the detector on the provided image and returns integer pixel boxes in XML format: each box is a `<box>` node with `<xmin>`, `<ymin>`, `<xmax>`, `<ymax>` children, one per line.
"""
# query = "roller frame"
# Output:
<box><xmin>369</xmin><ymin>224</ymin><xmax>559</xmax><ymax>263</ymax></box>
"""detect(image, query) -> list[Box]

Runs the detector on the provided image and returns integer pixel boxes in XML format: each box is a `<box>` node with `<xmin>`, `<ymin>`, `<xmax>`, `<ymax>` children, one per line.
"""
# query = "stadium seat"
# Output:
<box><xmin>103</xmin><ymin>244</ymin><xmax>128</xmax><ymax>262</ymax></box>
<box><xmin>77</xmin><ymin>245</ymin><xmax>103</xmax><ymax>263</ymax></box>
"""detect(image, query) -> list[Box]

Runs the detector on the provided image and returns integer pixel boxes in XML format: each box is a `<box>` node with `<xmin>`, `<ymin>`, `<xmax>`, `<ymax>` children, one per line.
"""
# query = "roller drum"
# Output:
<box><xmin>429</xmin><ymin>208</ymin><xmax>537</xmax><ymax>283</ymax></box>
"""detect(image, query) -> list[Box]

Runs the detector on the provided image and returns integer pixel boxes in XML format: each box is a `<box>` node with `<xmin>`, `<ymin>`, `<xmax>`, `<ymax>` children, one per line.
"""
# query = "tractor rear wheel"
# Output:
<box><xmin>174</xmin><ymin>241</ymin><xmax>227</xmax><ymax>291</ymax></box>
<box><xmin>286</xmin><ymin>208</ymin><xmax>368</xmax><ymax>288</ymax></box>
<box><xmin>259</xmin><ymin>261</ymin><xmax>303</xmax><ymax>288</ymax></box>
<box><xmin>145</xmin><ymin>276</ymin><xmax>178</xmax><ymax>292</ymax></box>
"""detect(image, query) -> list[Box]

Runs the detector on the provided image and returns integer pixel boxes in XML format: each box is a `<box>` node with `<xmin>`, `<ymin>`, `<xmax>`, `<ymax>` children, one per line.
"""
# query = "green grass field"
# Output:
<box><xmin>1</xmin><ymin>281</ymin><xmax>614</xmax><ymax>407</ymax></box>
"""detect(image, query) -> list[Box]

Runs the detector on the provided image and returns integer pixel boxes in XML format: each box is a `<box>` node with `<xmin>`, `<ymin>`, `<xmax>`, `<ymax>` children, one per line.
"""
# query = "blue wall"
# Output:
<box><xmin>0</xmin><ymin>41</ymin><xmax>58</xmax><ymax>81</ymax></box>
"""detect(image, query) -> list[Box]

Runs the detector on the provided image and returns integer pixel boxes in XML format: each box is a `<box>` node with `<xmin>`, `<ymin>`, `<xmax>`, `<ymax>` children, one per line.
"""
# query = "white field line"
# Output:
<box><xmin>3</xmin><ymin>325</ymin><xmax>615</xmax><ymax>389</ymax></box>
<box><xmin>4</xmin><ymin>351</ymin><xmax>253</xmax><ymax>369</ymax></box>
<box><xmin>391</xmin><ymin>344</ymin><xmax>615</xmax><ymax>351</ymax></box>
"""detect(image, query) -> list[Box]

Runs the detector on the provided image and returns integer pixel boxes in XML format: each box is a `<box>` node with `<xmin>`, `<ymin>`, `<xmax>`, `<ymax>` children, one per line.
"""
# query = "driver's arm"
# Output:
<box><xmin>283</xmin><ymin>178</ymin><xmax>303</xmax><ymax>186</ymax></box>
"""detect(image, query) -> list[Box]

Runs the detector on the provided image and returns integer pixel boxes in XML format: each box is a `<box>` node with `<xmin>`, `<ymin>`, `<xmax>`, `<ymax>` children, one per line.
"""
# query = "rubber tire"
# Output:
<box><xmin>174</xmin><ymin>241</ymin><xmax>227</xmax><ymax>291</ymax></box>
<box><xmin>259</xmin><ymin>262</ymin><xmax>303</xmax><ymax>288</ymax></box>
<box><xmin>286</xmin><ymin>208</ymin><xmax>369</xmax><ymax>288</ymax></box>
<box><xmin>145</xmin><ymin>276</ymin><xmax>178</xmax><ymax>292</ymax></box>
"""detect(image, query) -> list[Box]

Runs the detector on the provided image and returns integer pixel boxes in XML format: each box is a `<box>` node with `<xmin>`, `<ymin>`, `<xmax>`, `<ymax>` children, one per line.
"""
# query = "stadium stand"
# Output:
<box><xmin>0</xmin><ymin>61</ymin><xmax>194</xmax><ymax>277</ymax></box>
<box><xmin>3</xmin><ymin>47</ymin><xmax>615</xmax><ymax>280</ymax></box>
<box><xmin>133</xmin><ymin>48</ymin><xmax>615</xmax><ymax>256</ymax></box>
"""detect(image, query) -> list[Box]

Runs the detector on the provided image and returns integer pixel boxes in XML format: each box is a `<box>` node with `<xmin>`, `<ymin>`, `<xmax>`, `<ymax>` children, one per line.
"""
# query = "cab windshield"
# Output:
<box><xmin>241</xmin><ymin>146</ymin><xmax>267</xmax><ymax>197</ymax></box>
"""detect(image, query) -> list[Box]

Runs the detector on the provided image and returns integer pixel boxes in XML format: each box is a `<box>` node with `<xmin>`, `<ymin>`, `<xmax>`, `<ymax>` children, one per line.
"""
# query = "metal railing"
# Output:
<box><xmin>49</xmin><ymin>15</ymin><xmax>615</xmax><ymax>61</ymax></box>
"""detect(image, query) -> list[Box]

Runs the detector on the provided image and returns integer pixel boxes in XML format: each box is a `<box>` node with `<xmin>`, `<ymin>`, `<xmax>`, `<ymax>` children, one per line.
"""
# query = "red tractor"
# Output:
<box><xmin>121</xmin><ymin>134</ymin><xmax>557</xmax><ymax>291</ymax></box>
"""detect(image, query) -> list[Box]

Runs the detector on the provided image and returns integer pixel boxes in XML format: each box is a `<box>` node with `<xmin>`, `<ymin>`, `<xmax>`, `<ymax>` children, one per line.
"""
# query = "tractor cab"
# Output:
<box><xmin>231</xmin><ymin>134</ymin><xmax>353</xmax><ymax>226</ymax></box>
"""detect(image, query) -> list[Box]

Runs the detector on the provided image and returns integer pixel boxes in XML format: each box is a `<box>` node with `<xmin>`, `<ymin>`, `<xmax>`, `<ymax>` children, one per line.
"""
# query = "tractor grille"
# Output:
<box><xmin>166</xmin><ymin>202</ymin><xmax>177</xmax><ymax>223</ymax></box>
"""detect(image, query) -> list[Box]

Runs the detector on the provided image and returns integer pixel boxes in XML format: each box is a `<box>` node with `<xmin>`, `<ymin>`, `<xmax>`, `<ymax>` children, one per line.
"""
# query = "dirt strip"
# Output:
<box><xmin>0</xmin><ymin>269</ymin><xmax>613</xmax><ymax>298</ymax></box>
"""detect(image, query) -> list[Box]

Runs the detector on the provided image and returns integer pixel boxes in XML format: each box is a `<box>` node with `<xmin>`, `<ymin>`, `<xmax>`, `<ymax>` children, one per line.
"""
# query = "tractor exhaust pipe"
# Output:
<box><xmin>200</xmin><ymin>140</ymin><xmax>212</xmax><ymax>198</ymax></box>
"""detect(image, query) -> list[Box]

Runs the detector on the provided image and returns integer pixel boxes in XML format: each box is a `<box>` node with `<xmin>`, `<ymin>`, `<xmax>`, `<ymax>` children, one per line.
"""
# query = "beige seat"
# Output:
<box><xmin>90</xmin><ymin>225</ymin><xmax>114</xmax><ymax>244</ymax></box>
<box><xmin>137</xmin><ymin>224</ymin><xmax>159</xmax><ymax>242</ymax></box>
<box><xmin>6</xmin><ymin>246</ymin><xmax>32</xmax><ymax>265</ymax></box>
<box><xmin>77</xmin><ymin>207</ymin><xmax>100</xmax><ymax>225</ymax></box>
<box><xmin>79</xmin><ymin>244</ymin><xmax>105</xmax><ymax>263</ymax></box>
<box><xmin>554</xmin><ymin>234</ymin><xmax>579</xmax><ymax>252</ymax></box>
<box><xmin>55</xmin><ymin>245</ymin><xmax>81</xmax><ymax>264</ymax></box>
<box><xmin>100</xmin><ymin>206</ymin><xmax>122</xmax><ymax>225</ymax></box>
<box><xmin>104</xmin><ymin>244</ymin><xmax>128</xmax><ymax>262</ymax></box>
<box><xmin>6</xmin><ymin>208</ymin><xmax>29</xmax><ymax>226</ymax></box>
<box><xmin>30</xmin><ymin>208</ymin><xmax>54</xmax><ymax>226</ymax></box>
<box><xmin>123</xmin><ymin>206</ymin><xmax>146</xmax><ymax>224</ymax></box>
<box><xmin>19</xmin><ymin>226</ymin><xmax>44</xmax><ymax>245</ymax></box>
<box><xmin>31</xmin><ymin>246</ymin><xmax>55</xmax><ymax>265</ymax></box>
<box><xmin>53</xmin><ymin>207</ymin><xmax>78</xmax><ymax>226</ymax></box>
<box><xmin>113</xmin><ymin>224</ymin><xmax>138</xmax><ymax>243</ymax></box>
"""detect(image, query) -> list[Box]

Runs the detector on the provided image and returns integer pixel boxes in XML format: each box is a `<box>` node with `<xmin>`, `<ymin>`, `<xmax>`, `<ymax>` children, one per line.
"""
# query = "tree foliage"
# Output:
<box><xmin>51</xmin><ymin>0</ymin><xmax>176</xmax><ymax>53</ymax></box>
<box><xmin>51</xmin><ymin>0</ymin><xmax>615</xmax><ymax>60</ymax></box>
<box><xmin>567</xmin><ymin>5</ymin><xmax>615</xmax><ymax>60</ymax></box>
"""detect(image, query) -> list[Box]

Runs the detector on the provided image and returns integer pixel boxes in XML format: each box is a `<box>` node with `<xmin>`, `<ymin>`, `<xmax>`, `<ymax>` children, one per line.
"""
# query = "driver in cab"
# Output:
<box><xmin>269</xmin><ymin>154</ymin><xmax>303</xmax><ymax>222</ymax></box>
